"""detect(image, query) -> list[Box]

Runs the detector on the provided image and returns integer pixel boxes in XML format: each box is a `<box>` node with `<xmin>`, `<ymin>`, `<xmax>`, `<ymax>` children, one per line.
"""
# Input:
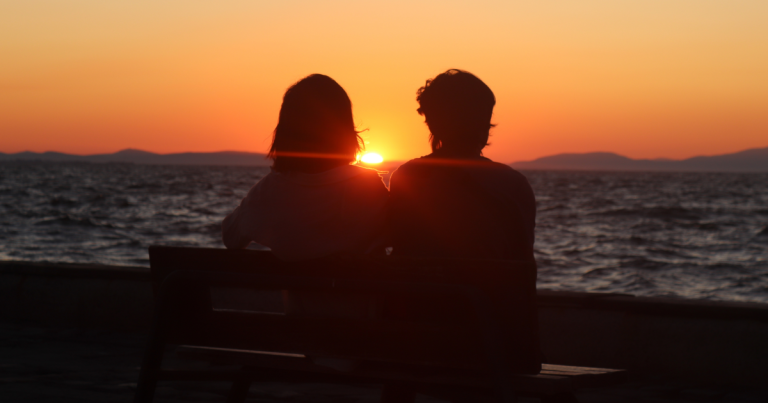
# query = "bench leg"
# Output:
<box><xmin>541</xmin><ymin>392</ymin><xmax>579</xmax><ymax>403</ymax></box>
<box><xmin>449</xmin><ymin>393</ymin><xmax>493</xmax><ymax>403</ymax></box>
<box><xmin>381</xmin><ymin>382</ymin><xmax>416</xmax><ymax>403</ymax></box>
<box><xmin>133</xmin><ymin>373</ymin><xmax>157</xmax><ymax>403</ymax></box>
<box><xmin>226</xmin><ymin>379</ymin><xmax>252</xmax><ymax>403</ymax></box>
<box><xmin>133</xmin><ymin>335</ymin><xmax>165</xmax><ymax>403</ymax></box>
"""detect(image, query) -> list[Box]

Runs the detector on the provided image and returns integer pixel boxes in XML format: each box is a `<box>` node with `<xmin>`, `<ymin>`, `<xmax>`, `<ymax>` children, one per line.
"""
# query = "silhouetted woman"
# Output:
<box><xmin>222</xmin><ymin>74</ymin><xmax>388</xmax><ymax>260</ymax></box>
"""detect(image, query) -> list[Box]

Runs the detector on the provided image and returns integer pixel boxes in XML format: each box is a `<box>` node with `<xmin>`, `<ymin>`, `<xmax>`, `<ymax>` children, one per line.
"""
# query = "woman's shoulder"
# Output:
<box><xmin>341</xmin><ymin>165</ymin><xmax>387</xmax><ymax>187</ymax></box>
<box><xmin>268</xmin><ymin>164</ymin><xmax>382</xmax><ymax>186</ymax></box>
<box><xmin>348</xmin><ymin>165</ymin><xmax>389</xmax><ymax>194</ymax></box>
<box><xmin>348</xmin><ymin>164</ymin><xmax>385</xmax><ymax>177</ymax></box>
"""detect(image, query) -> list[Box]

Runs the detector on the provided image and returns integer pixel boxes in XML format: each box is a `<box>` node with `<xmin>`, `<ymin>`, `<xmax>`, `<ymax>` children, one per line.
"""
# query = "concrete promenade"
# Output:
<box><xmin>3</xmin><ymin>322</ymin><xmax>768</xmax><ymax>402</ymax></box>
<box><xmin>2</xmin><ymin>260</ymin><xmax>768</xmax><ymax>402</ymax></box>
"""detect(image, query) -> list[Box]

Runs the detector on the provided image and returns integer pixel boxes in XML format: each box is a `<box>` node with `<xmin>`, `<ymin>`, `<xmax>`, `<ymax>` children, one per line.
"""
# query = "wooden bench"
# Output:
<box><xmin>135</xmin><ymin>246</ymin><xmax>626</xmax><ymax>403</ymax></box>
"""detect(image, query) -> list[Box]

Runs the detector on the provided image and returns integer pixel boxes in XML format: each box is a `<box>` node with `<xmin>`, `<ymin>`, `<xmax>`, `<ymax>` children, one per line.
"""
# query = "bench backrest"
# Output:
<box><xmin>148</xmin><ymin>246</ymin><xmax>542</xmax><ymax>374</ymax></box>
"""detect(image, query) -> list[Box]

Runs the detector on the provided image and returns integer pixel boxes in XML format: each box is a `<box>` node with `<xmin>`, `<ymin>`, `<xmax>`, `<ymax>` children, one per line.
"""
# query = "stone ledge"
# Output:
<box><xmin>536</xmin><ymin>290</ymin><xmax>768</xmax><ymax>322</ymax></box>
<box><xmin>0</xmin><ymin>261</ymin><xmax>150</xmax><ymax>282</ymax></box>
<box><xmin>2</xmin><ymin>260</ymin><xmax>768</xmax><ymax>386</ymax></box>
<box><xmin>3</xmin><ymin>261</ymin><xmax>767</xmax><ymax>322</ymax></box>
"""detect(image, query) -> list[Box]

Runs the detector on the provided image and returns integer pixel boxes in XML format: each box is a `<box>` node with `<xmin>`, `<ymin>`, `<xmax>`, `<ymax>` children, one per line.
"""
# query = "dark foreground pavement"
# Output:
<box><xmin>1</xmin><ymin>322</ymin><xmax>767</xmax><ymax>403</ymax></box>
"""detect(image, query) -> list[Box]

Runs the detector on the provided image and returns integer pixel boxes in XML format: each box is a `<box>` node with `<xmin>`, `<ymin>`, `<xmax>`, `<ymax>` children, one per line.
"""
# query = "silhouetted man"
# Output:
<box><xmin>389</xmin><ymin>69</ymin><xmax>536</xmax><ymax>260</ymax></box>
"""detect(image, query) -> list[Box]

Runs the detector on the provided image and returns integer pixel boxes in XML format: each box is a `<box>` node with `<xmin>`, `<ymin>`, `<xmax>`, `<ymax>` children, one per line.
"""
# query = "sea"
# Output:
<box><xmin>1</xmin><ymin>161</ymin><xmax>767</xmax><ymax>303</ymax></box>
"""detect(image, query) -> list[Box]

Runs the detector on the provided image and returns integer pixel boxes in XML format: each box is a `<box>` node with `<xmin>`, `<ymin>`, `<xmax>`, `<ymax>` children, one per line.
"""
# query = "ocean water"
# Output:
<box><xmin>1</xmin><ymin>162</ymin><xmax>767</xmax><ymax>302</ymax></box>
<box><xmin>528</xmin><ymin>171</ymin><xmax>768</xmax><ymax>302</ymax></box>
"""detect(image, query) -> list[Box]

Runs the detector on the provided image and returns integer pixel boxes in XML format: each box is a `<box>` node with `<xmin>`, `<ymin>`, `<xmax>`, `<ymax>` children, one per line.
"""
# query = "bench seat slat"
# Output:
<box><xmin>542</xmin><ymin>363</ymin><xmax>625</xmax><ymax>374</ymax></box>
<box><xmin>176</xmin><ymin>346</ymin><xmax>625</xmax><ymax>394</ymax></box>
<box><xmin>167</xmin><ymin>313</ymin><xmax>490</xmax><ymax>369</ymax></box>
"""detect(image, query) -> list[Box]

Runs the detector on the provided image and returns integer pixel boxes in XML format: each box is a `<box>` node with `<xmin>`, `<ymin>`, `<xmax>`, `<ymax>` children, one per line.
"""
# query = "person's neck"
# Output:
<box><xmin>431</xmin><ymin>147</ymin><xmax>483</xmax><ymax>159</ymax></box>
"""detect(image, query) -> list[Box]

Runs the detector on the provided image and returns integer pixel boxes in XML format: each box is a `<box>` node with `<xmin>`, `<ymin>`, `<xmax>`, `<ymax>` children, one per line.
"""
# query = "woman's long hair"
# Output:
<box><xmin>268</xmin><ymin>74</ymin><xmax>363</xmax><ymax>173</ymax></box>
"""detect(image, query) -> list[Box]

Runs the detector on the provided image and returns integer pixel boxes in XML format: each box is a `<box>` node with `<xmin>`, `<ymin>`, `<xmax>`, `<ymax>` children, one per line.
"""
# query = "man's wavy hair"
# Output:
<box><xmin>416</xmin><ymin>69</ymin><xmax>496</xmax><ymax>154</ymax></box>
<box><xmin>268</xmin><ymin>74</ymin><xmax>363</xmax><ymax>173</ymax></box>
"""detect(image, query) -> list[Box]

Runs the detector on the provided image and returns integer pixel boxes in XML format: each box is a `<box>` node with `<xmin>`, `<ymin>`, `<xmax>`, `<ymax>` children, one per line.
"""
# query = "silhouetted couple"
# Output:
<box><xmin>222</xmin><ymin>69</ymin><xmax>535</xmax><ymax>262</ymax></box>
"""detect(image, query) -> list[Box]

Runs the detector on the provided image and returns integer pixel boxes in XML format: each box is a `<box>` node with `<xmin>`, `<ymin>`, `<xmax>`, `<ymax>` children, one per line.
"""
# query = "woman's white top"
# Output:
<box><xmin>222</xmin><ymin>165</ymin><xmax>389</xmax><ymax>261</ymax></box>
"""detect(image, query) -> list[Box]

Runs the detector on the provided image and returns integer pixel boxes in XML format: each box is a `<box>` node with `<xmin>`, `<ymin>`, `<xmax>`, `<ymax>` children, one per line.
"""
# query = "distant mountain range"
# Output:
<box><xmin>3</xmin><ymin>146</ymin><xmax>768</xmax><ymax>172</ymax></box>
<box><xmin>510</xmin><ymin>147</ymin><xmax>768</xmax><ymax>172</ymax></box>
<box><xmin>0</xmin><ymin>149</ymin><xmax>271</xmax><ymax>166</ymax></box>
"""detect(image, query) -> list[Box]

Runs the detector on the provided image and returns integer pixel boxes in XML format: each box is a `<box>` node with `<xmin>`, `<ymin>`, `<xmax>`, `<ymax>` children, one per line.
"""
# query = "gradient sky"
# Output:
<box><xmin>2</xmin><ymin>1</ymin><xmax>767</xmax><ymax>162</ymax></box>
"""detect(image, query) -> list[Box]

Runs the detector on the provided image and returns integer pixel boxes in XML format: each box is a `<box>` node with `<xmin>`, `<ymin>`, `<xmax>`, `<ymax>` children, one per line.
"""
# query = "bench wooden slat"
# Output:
<box><xmin>166</xmin><ymin>311</ymin><xmax>492</xmax><ymax>369</ymax></box>
<box><xmin>175</xmin><ymin>345</ymin><xmax>574</xmax><ymax>394</ymax></box>
<box><xmin>540</xmin><ymin>364</ymin><xmax>627</xmax><ymax>389</ymax></box>
<box><xmin>542</xmin><ymin>363</ymin><xmax>625</xmax><ymax>375</ymax></box>
<box><xmin>176</xmin><ymin>345</ymin><xmax>625</xmax><ymax>394</ymax></box>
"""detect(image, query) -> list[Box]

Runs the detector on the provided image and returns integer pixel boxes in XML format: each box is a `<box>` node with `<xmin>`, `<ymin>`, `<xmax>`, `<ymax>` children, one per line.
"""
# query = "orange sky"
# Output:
<box><xmin>2</xmin><ymin>1</ymin><xmax>767</xmax><ymax>163</ymax></box>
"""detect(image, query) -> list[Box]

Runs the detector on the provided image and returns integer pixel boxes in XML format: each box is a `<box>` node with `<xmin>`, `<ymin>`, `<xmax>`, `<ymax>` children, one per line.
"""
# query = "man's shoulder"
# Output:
<box><xmin>392</xmin><ymin>156</ymin><xmax>529</xmax><ymax>180</ymax></box>
<box><xmin>396</xmin><ymin>156</ymin><xmax>431</xmax><ymax>169</ymax></box>
<box><xmin>460</xmin><ymin>157</ymin><xmax>527</xmax><ymax>182</ymax></box>
<box><xmin>487</xmin><ymin>161</ymin><xmax>529</xmax><ymax>184</ymax></box>
<box><xmin>464</xmin><ymin>159</ymin><xmax>534</xmax><ymax>202</ymax></box>
<box><xmin>389</xmin><ymin>157</ymin><xmax>430</xmax><ymax>180</ymax></box>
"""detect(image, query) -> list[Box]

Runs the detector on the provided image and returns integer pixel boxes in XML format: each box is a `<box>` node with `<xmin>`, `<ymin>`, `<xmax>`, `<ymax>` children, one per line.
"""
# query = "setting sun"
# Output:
<box><xmin>360</xmin><ymin>152</ymin><xmax>384</xmax><ymax>164</ymax></box>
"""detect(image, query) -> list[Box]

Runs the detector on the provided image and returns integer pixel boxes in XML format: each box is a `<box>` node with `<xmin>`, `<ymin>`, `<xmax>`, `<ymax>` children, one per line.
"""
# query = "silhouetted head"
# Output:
<box><xmin>416</xmin><ymin>69</ymin><xmax>496</xmax><ymax>156</ymax></box>
<box><xmin>268</xmin><ymin>74</ymin><xmax>363</xmax><ymax>173</ymax></box>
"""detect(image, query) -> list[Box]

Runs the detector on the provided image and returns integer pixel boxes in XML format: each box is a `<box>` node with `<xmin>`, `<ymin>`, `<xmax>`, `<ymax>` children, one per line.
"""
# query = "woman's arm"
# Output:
<box><xmin>221</xmin><ymin>205</ymin><xmax>253</xmax><ymax>249</ymax></box>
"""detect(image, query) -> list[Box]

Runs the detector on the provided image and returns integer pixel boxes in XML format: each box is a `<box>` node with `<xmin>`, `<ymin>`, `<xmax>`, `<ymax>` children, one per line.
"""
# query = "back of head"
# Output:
<box><xmin>416</xmin><ymin>69</ymin><xmax>496</xmax><ymax>155</ymax></box>
<box><xmin>269</xmin><ymin>74</ymin><xmax>362</xmax><ymax>173</ymax></box>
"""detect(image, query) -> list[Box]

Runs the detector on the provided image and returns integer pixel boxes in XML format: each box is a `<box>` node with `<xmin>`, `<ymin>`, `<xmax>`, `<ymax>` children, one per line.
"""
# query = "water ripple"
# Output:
<box><xmin>1</xmin><ymin>162</ymin><xmax>767</xmax><ymax>302</ymax></box>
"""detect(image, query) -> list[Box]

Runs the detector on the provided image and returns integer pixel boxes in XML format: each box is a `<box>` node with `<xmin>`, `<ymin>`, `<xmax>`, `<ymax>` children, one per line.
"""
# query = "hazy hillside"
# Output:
<box><xmin>510</xmin><ymin>147</ymin><xmax>768</xmax><ymax>172</ymax></box>
<box><xmin>4</xmin><ymin>146</ymin><xmax>768</xmax><ymax>172</ymax></box>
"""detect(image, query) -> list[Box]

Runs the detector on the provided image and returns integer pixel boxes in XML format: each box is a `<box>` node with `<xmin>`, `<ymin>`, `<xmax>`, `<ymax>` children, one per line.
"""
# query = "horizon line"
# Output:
<box><xmin>2</xmin><ymin>144</ymin><xmax>767</xmax><ymax>163</ymax></box>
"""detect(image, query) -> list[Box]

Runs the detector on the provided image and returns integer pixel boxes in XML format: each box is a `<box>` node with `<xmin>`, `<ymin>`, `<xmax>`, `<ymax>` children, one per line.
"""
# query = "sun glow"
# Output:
<box><xmin>360</xmin><ymin>152</ymin><xmax>384</xmax><ymax>164</ymax></box>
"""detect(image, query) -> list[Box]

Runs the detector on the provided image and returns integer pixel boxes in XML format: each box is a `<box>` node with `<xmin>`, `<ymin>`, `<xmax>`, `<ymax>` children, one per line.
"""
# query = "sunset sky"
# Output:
<box><xmin>2</xmin><ymin>1</ymin><xmax>767</xmax><ymax>163</ymax></box>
